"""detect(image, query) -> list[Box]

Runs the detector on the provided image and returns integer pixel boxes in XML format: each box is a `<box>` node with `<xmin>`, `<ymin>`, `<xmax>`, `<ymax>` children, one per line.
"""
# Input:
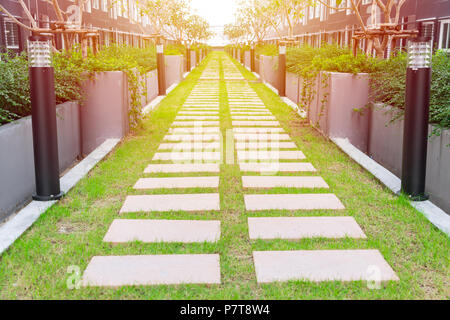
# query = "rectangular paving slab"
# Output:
<box><xmin>176</xmin><ymin>116</ymin><xmax>220</xmax><ymax>121</ymax></box>
<box><xmin>244</xmin><ymin>194</ymin><xmax>345</xmax><ymax>210</ymax></box>
<box><xmin>172</xmin><ymin>121</ymin><xmax>220</xmax><ymax>127</ymax></box>
<box><xmin>120</xmin><ymin>194</ymin><xmax>220</xmax><ymax>213</ymax></box>
<box><xmin>163</xmin><ymin>135</ymin><xmax>220</xmax><ymax>142</ymax></box>
<box><xmin>237</xmin><ymin>150</ymin><xmax>306</xmax><ymax>161</ymax></box>
<box><xmin>242</xmin><ymin>176</ymin><xmax>329</xmax><ymax>188</ymax></box>
<box><xmin>81</xmin><ymin>254</ymin><xmax>221</xmax><ymax>287</ymax></box>
<box><xmin>235</xmin><ymin>141</ymin><xmax>297</xmax><ymax>150</ymax></box>
<box><xmin>248</xmin><ymin>217</ymin><xmax>366</xmax><ymax>239</ymax></box>
<box><xmin>134</xmin><ymin>177</ymin><xmax>220</xmax><ymax>189</ymax></box>
<box><xmin>239</xmin><ymin>162</ymin><xmax>316</xmax><ymax>173</ymax></box>
<box><xmin>233</xmin><ymin>134</ymin><xmax>291</xmax><ymax>141</ymax></box>
<box><xmin>158</xmin><ymin>142</ymin><xmax>220</xmax><ymax>151</ymax></box>
<box><xmin>152</xmin><ymin>151</ymin><xmax>221</xmax><ymax>162</ymax></box>
<box><xmin>232</xmin><ymin>116</ymin><xmax>277</xmax><ymax>120</ymax></box>
<box><xmin>233</xmin><ymin>121</ymin><xmax>280</xmax><ymax>127</ymax></box>
<box><xmin>233</xmin><ymin>128</ymin><xmax>285</xmax><ymax>133</ymax></box>
<box><xmin>169</xmin><ymin>128</ymin><xmax>220</xmax><ymax>134</ymax></box>
<box><xmin>144</xmin><ymin>163</ymin><xmax>220</xmax><ymax>173</ymax></box>
<box><xmin>104</xmin><ymin>219</ymin><xmax>221</xmax><ymax>243</ymax></box>
<box><xmin>253</xmin><ymin>250</ymin><xmax>398</xmax><ymax>283</ymax></box>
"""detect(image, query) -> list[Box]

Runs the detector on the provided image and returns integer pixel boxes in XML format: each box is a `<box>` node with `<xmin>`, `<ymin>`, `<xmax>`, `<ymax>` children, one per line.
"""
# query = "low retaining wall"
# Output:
<box><xmin>244</xmin><ymin>51</ymin><xmax>251</xmax><ymax>69</ymax></box>
<box><xmin>165</xmin><ymin>55</ymin><xmax>183</xmax><ymax>89</ymax></box>
<box><xmin>259</xmin><ymin>55</ymin><xmax>279</xmax><ymax>90</ymax></box>
<box><xmin>0</xmin><ymin>101</ymin><xmax>80</xmax><ymax>221</ymax></box>
<box><xmin>369</xmin><ymin>105</ymin><xmax>450</xmax><ymax>213</ymax></box>
<box><xmin>0</xmin><ymin>68</ymin><xmax>161</xmax><ymax>222</ymax></box>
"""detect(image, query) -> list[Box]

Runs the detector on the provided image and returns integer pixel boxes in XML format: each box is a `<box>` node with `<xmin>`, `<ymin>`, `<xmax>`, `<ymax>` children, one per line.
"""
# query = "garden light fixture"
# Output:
<box><xmin>401</xmin><ymin>22</ymin><xmax>433</xmax><ymax>201</ymax></box>
<box><xmin>28</xmin><ymin>35</ymin><xmax>63</xmax><ymax>201</ymax></box>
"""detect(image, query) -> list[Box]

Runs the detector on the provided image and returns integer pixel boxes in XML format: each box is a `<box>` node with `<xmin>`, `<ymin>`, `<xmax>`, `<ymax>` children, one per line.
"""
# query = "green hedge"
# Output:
<box><xmin>370</xmin><ymin>51</ymin><xmax>450</xmax><ymax>131</ymax></box>
<box><xmin>0</xmin><ymin>44</ymin><xmax>157</xmax><ymax>127</ymax></box>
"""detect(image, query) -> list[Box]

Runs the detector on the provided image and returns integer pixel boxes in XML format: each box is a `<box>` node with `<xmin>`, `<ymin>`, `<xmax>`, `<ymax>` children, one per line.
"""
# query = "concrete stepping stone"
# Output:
<box><xmin>235</xmin><ymin>141</ymin><xmax>297</xmax><ymax>150</ymax></box>
<box><xmin>234</xmin><ymin>134</ymin><xmax>291</xmax><ymax>141</ymax></box>
<box><xmin>169</xmin><ymin>128</ymin><xmax>220</xmax><ymax>134</ymax></box>
<box><xmin>242</xmin><ymin>176</ymin><xmax>329</xmax><ymax>189</ymax></box>
<box><xmin>81</xmin><ymin>254</ymin><xmax>221</xmax><ymax>287</ymax></box>
<box><xmin>231</xmin><ymin>111</ymin><xmax>271</xmax><ymax>115</ymax></box>
<box><xmin>252</xmin><ymin>250</ymin><xmax>398</xmax><ymax>283</ymax></box>
<box><xmin>179</xmin><ymin>112</ymin><xmax>219</xmax><ymax>115</ymax></box>
<box><xmin>244</xmin><ymin>194</ymin><xmax>345</xmax><ymax>211</ymax></box>
<box><xmin>232</xmin><ymin>116</ymin><xmax>276</xmax><ymax>120</ymax></box>
<box><xmin>104</xmin><ymin>219</ymin><xmax>221</xmax><ymax>243</ymax></box>
<box><xmin>120</xmin><ymin>194</ymin><xmax>220</xmax><ymax>213</ymax></box>
<box><xmin>237</xmin><ymin>150</ymin><xmax>306</xmax><ymax>161</ymax></box>
<box><xmin>144</xmin><ymin>163</ymin><xmax>220</xmax><ymax>173</ymax></box>
<box><xmin>163</xmin><ymin>135</ymin><xmax>220</xmax><ymax>142</ymax></box>
<box><xmin>239</xmin><ymin>162</ymin><xmax>316</xmax><ymax>173</ymax></box>
<box><xmin>233</xmin><ymin>121</ymin><xmax>280</xmax><ymax>127</ymax></box>
<box><xmin>176</xmin><ymin>116</ymin><xmax>219</xmax><ymax>121</ymax></box>
<box><xmin>158</xmin><ymin>142</ymin><xmax>220</xmax><ymax>151</ymax></box>
<box><xmin>248</xmin><ymin>217</ymin><xmax>366</xmax><ymax>239</ymax></box>
<box><xmin>134</xmin><ymin>177</ymin><xmax>219</xmax><ymax>189</ymax></box>
<box><xmin>153</xmin><ymin>151</ymin><xmax>221</xmax><ymax>162</ymax></box>
<box><xmin>233</xmin><ymin>128</ymin><xmax>284</xmax><ymax>133</ymax></box>
<box><xmin>172</xmin><ymin>121</ymin><xmax>220</xmax><ymax>127</ymax></box>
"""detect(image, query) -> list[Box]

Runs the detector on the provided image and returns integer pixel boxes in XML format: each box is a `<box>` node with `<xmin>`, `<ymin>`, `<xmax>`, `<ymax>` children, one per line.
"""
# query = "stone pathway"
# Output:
<box><xmin>81</xmin><ymin>53</ymin><xmax>399</xmax><ymax>288</ymax></box>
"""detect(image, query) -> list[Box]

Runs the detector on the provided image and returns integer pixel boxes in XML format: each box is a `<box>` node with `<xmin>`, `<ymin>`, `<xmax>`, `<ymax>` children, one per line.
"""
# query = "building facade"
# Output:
<box><xmin>265</xmin><ymin>0</ymin><xmax>450</xmax><ymax>55</ymax></box>
<box><xmin>0</xmin><ymin>0</ymin><xmax>155</xmax><ymax>54</ymax></box>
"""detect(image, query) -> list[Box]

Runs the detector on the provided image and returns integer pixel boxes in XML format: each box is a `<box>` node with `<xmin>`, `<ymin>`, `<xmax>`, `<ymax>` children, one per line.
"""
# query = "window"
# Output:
<box><xmin>85</xmin><ymin>0</ymin><xmax>91</xmax><ymax>13</ymax></box>
<box><xmin>314</xmin><ymin>3</ymin><xmax>320</xmax><ymax>19</ymax></box>
<box><xmin>330</xmin><ymin>0</ymin><xmax>336</xmax><ymax>14</ymax></box>
<box><xmin>320</xmin><ymin>3</ymin><xmax>327</xmax><ymax>21</ymax></box>
<box><xmin>92</xmin><ymin>0</ymin><xmax>99</xmax><ymax>10</ymax></box>
<box><xmin>439</xmin><ymin>19</ymin><xmax>450</xmax><ymax>51</ymax></box>
<box><xmin>123</xmin><ymin>0</ymin><xmax>128</xmax><ymax>18</ymax></box>
<box><xmin>3</xmin><ymin>19</ymin><xmax>19</xmax><ymax>49</ymax></box>
<box><xmin>309</xmin><ymin>6</ymin><xmax>314</xmax><ymax>20</ymax></box>
<box><xmin>101</xmin><ymin>0</ymin><xmax>107</xmax><ymax>12</ymax></box>
<box><xmin>302</xmin><ymin>8</ymin><xmax>307</xmax><ymax>25</ymax></box>
<box><xmin>362</xmin><ymin>0</ymin><xmax>371</xmax><ymax>4</ymax></box>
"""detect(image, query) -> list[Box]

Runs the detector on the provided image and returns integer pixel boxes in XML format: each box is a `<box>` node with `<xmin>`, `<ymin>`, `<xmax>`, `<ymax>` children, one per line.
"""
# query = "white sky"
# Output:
<box><xmin>190</xmin><ymin>0</ymin><xmax>238</xmax><ymax>45</ymax></box>
<box><xmin>190</xmin><ymin>0</ymin><xmax>237</xmax><ymax>27</ymax></box>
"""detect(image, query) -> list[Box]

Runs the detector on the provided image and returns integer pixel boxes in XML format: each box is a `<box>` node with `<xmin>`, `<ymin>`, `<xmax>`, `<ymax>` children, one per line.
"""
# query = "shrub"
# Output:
<box><xmin>256</xmin><ymin>44</ymin><xmax>278</xmax><ymax>56</ymax></box>
<box><xmin>164</xmin><ymin>43</ymin><xmax>186</xmax><ymax>56</ymax></box>
<box><xmin>370</xmin><ymin>50</ymin><xmax>450</xmax><ymax>131</ymax></box>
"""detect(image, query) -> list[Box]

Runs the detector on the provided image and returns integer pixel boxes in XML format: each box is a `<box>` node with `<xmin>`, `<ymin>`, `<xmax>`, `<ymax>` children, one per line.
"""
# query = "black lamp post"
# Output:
<box><xmin>250</xmin><ymin>43</ymin><xmax>255</xmax><ymax>72</ymax></box>
<box><xmin>278</xmin><ymin>42</ymin><xmax>287</xmax><ymax>97</ymax></box>
<box><xmin>186</xmin><ymin>44</ymin><xmax>191</xmax><ymax>72</ymax></box>
<box><xmin>28</xmin><ymin>35</ymin><xmax>63</xmax><ymax>201</ymax></box>
<box><xmin>156</xmin><ymin>42</ymin><xmax>166</xmax><ymax>95</ymax></box>
<box><xmin>401</xmin><ymin>22</ymin><xmax>433</xmax><ymax>201</ymax></box>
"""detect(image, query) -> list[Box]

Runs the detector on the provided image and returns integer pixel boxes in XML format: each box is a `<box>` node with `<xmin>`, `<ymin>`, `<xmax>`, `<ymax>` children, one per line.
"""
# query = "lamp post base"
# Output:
<box><xmin>32</xmin><ymin>191</ymin><xmax>64</xmax><ymax>202</ymax></box>
<box><xmin>405</xmin><ymin>193</ymin><xmax>429</xmax><ymax>202</ymax></box>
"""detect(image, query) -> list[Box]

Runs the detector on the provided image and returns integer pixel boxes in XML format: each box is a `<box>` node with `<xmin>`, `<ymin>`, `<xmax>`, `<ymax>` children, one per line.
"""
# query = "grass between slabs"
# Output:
<box><xmin>0</xmin><ymin>52</ymin><xmax>448</xmax><ymax>300</ymax></box>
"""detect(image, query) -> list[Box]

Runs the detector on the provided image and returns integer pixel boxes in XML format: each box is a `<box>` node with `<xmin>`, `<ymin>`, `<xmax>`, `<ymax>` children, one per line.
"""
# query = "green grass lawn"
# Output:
<box><xmin>0</xmin><ymin>52</ymin><xmax>448</xmax><ymax>300</ymax></box>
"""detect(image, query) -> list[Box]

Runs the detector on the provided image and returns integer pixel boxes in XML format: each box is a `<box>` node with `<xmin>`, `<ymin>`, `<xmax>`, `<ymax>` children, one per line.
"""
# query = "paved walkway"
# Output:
<box><xmin>81</xmin><ymin>54</ymin><xmax>398</xmax><ymax>287</ymax></box>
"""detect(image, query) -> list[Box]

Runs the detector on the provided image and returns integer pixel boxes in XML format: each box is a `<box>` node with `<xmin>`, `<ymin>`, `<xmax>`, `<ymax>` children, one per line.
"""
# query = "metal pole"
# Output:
<box><xmin>250</xmin><ymin>44</ymin><xmax>255</xmax><ymax>72</ymax></box>
<box><xmin>186</xmin><ymin>45</ymin><xmax>191</xmax><ymax>72</ymax></box>
<box><xmin>156</xmin><ymin>43</ymin><xmax>166</xmax><ymax>95</ymax></box>
<box><xmin>401</xmin><ymin>23</ymin><xmax>433</xmax><ymax>200</ymax></box>
<box><xmin>278</xmin><ymin>43</ymin><xmax>287</xmax><ymax>97</ymax></box>
<box><xmin>28</xmin><ymin>35</ymin><xmax>63</xmax><ymax>201</ymax></box>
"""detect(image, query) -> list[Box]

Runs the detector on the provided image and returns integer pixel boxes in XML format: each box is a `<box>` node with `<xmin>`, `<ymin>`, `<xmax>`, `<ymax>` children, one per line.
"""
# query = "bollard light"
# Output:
<box><xmin>401</xmin><ymin>22</ymin><xmax>433</xmax><ymax>201</ymax></box>
<box><xmin>250</xmin><ymin>44</ymin><xmax>255</xmax><ymax>72</ymax></box>
<box><xmin>28</xmin><ymin>35</ymin><xmax>63</xmax><ymax>201</ymax></box>
<box><xmin>156</xmin><ymin>43</ymin><xmax>166</xmax><ymax>95</ymax></box>
<box><xmin>278</xmin><ymin>43</ymin><xmax>287</xmax><ymax>97</ymax></box>
<box><xmin>186</xmin><ymin>44</ymin><xmax>191</xmax><ymax>72</ymax></box>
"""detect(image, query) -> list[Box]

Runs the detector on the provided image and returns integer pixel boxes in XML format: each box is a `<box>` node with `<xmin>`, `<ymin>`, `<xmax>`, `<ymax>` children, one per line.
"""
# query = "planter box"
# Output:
<box><xmin>244</xmin><ymin>51</ymin><xmax>251</xmax><ymax>69</ymax></box>
<box><xmin>308</xmin><ymin>71</ymin><xmax>370</xmax><ymax>153</ymax></box>
<box><xmin>165</xmin><ymin>55</ymin><xmax>183</xmax><ymax>89</ymax></box>
<box><xmin>0</xmin><ymin>101</ymin><xmax>80</xmax><ymax>221</ymax></box>
<box><xmin>259</xmin><ymin>55</ymin><xmax>279</xmax><ymax>90</ymax></box>
<box><xmin>286</xmin><ymin>72</ymin><xmax>300</xmax><ymax>104</ymax></box>
<box><xmin>81</xmin><ymin>71</ymin><xmax>129</xmax><ymax>155</ymax></box>
<box><xmin>190</xmin><ymin>51</ymin><xmax>196</xmax><ymax>69</ymax></box>
<box><xmin>369</xmin><ymin>104</ymin><xmax>450</xmax><ymax>213</ymax></box>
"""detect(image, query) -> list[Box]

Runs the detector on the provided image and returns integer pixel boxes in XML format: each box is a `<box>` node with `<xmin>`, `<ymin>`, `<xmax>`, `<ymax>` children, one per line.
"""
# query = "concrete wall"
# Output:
<box><xmin>145</xmin><ymin>70</ymin><xmax>158</xmax><ymax>104</ymax></box>
<box><xmin>190</xmin><ymin>51</ymin><xmax>196</xmax><ymax>69</ymax></box>
<box><xmin>369</xmin><ymin>104</ymin><xmax>450</xmax><ymax>213</ymax></box>
<box><xmin>165</xmin><ymin>55</ymin><xmax>183</xmax><ymax>89</ymax></box>
<box><xmin>260</xmin><ymin>55</ymin><xmax>279</xmax><ymax>90</ymax></box>
<box><xmin>244</xmin><ymin>51</ymin><xmax>251</xmax><ymax>69</ymax></box>
<box><xmin>286</xmin><ymin>72</ymin><xmax>300</xmax><ymax>104</ymax></box>
<box><xmin>81</xmin><ymin>71</ymin><xmax>129</xmax><ymax>155</ymax></box>
<box><xmin>0</xmin><ymin>102</ymin><xmax>80</xmax><ymax>221</ymax></box>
